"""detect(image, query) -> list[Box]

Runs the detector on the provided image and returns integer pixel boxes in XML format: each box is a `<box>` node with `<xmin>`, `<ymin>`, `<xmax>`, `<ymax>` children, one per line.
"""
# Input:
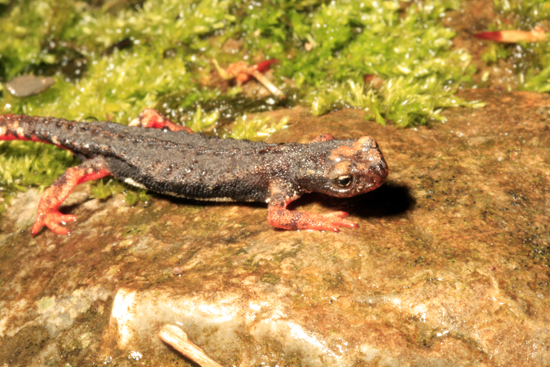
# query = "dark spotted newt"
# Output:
<box><xmin>0</xmin><ymin>109</ymin><xmax>388</xmax><ymax>235</ymax></box>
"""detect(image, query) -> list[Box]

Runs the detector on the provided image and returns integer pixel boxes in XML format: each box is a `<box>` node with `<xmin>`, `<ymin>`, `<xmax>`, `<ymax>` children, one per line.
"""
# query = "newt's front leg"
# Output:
<box><xmin>31</xmin><ymin>158</ymin><xmax>111</xmax><ymax>236</ymax></box>
<box><xmin>266</xmin><ymin>192</ymin><xmax>357</xmax><ymax>232</ymax></box>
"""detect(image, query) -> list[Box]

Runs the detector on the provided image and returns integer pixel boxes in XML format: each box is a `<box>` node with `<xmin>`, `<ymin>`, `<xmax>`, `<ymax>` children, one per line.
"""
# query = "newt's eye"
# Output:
<box><xmin>334</xmin><ymin>175</ymin><xmax>353</xmax><ymax>188</ymax></box>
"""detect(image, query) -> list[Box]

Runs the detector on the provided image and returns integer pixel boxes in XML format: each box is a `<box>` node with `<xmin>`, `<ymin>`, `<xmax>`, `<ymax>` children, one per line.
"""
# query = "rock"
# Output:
<box><xmin>5</xmin><ymin>75</ymin><xmax>56</xmax><ymax>97</ymax></box>
<box><xmin>0</xmin><ymin>89</ymin><xmax>549</xmax><ymax>366</ymax></box>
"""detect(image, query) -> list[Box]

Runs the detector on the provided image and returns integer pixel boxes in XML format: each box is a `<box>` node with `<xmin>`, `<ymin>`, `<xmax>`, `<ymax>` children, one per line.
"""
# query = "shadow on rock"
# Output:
<box><xmin>349</xmin><ymin>181</ymin><xmax>415</xmax><ymax>219</ymax></box>
<box><xmin>289</xmin><ymin>181</ymin><xmax>414</xmax><ymax>219</ymax></box>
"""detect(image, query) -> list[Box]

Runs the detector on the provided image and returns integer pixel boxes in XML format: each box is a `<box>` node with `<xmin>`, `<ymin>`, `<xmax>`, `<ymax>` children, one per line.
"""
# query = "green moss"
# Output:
<box><xmin>1</xmin><ymin>0</ymin><xmax>479</xmax><ymax>124</ymax></box>
<box><xmin>493</xmin><ymin>0</ymin><xmax>550</xmax><ymax>23</ymax></box>
<box><xmin>523</xmin><ymin>67</ymin><xmax>550</xmax><ymax>93</ymax></box>
<box><xmin>185</xmin><ymin>106</ymin><xmax>220</xmax><ymax>133</ymax></box>
<box><xmin>520</xmin><ymin>45</ymin><xmax>550</xmax><ymax>93</ymax></box>
<box><xmin>310</xmin><ymin>79</ymin><xmax>484</xmax><ymax>127</ymax></box>
<box><xmin>255</xmin><ymin>0</ymin><xmax>478</xmax><ymax>125</ymax></box>
<box><xmin>480</xmin><ymin>42</ymin><xmax>510</xmax><ymax>64</ymax></box>
<box><xmin>90</xmin><ymin>178</ymin><xmax>124</xmax><ymax>200</ymax></box>
<box><xmin>226</xmin><ymin>115</ymin><xmax>289</xmax><ymax>141</ymax></box>
<box><xmin>89</xmin><ymin>178</ymin><xmax>151</xmax><ymax>205</ymax></box>
<box><xmin>123</xmin><ymin>190</ymin><xmax>140</xmax><ymax>206</ymax></box>
<box><xmin>482</xmin><ymin>0</ymin><xmax>550</xmax><ymax>93</ymax></box>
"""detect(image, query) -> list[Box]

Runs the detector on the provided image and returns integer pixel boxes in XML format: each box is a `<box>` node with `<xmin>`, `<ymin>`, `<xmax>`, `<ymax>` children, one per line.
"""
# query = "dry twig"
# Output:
<box><xmin>158</xmin><ymin>324</ymin><xmax>223</xmax><ymax>367</ymax></box>
<box><xmin>213</xmin><ymin>59</ymin><xmax>285</xmax><ymax>98</ymax></box>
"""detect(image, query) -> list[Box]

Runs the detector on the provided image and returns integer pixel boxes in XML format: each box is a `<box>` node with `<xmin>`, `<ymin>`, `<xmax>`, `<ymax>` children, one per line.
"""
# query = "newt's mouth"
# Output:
<box><xmin>358</xmin><ymin>161</ymin><xmax>389</xmax><ymax>193</ymax></box>
<box><xmin>350</xmin><ymin>148</ymin><xmax>389</xmax><ymax>196</ymax></box>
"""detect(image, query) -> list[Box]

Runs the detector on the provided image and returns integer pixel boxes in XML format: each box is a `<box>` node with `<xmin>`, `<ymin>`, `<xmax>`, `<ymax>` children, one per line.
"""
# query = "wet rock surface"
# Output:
<box><xmin>1</xmin><ymin>89</ymin><xmax>550</xmax><ymax>366</ymax></box>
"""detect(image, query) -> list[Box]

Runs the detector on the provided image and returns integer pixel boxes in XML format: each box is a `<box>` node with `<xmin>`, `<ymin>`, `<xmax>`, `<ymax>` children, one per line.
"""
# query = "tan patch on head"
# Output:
<box><xmin>328</xmin><ymin>136</ymin><xmax>377</xmax><ymax>161</ymax></box>
<box><xmin>354</xmin><ymin>136</ymin><xmax>377</xmax><ymax>150</ymax></box>
<box><xmin>328</xmin><ymin>145</ymin><xmax>356</xmax><ymax>161</ymax></box>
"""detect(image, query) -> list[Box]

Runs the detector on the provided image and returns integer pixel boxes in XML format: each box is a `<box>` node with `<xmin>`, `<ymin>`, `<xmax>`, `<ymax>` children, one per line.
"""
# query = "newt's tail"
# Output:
<box><xmin>0</xmin><ymin>114</ymin><xmax>77</xmax><ymax>150</ymax></box>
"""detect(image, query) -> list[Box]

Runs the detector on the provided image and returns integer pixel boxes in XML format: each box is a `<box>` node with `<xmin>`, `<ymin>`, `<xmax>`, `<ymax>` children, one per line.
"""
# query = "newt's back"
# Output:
<box><xmin>0</xmin><ymin>114</ymin><xmax>284</xmax><ymax>202</ymax></box>
<box><xmin>0</xmin><ymin>114</ymin><xmax>276</xmax><ymax>156</ymax></box>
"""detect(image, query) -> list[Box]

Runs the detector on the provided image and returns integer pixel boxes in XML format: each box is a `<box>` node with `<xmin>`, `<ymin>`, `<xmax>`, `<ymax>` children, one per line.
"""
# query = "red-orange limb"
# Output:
<box><xmin>267</xmin><ymin>204</ymin><xmax>357</xmax><ymax>232</ymax></box>
<box><xmin>130</xmin><ymin>108</ymin><xmax>193</xmax><ymax>133</ymax></box>
<box><xmin>31</xmin><ymin>161</ymin><xmax>111</xmax><ymax>236</ymax></box>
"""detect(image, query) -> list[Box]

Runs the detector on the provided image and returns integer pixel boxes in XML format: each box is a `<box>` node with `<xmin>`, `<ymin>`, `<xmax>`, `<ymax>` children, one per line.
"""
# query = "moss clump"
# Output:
<box><xmin>310</xmin><ymin>79</ymin><xmax>483</xmax><ymax>127</ymax></box>
<box><xmin>268</xmin><ymin>0</ymin><xmax>479</xmax><ymax>125</ymax></box>
<box><xmin>227</xmin><ymin>115</ymin><xmax>289</xmax><ymax>141</ymax></box>
<box><xmin>1</xmin><ymin>0</ymin><xmax>479</xmax><ymax>124</ymax></box>
<box><xmin>185</xmin><ymin>106</ymin><xmax>220</xmax><ymax>133</ymax></box>
<box><xmin>481</xmin><ymin>0</ymin><xmax>550</xmax><ymax>93</ymax></box>
<box><xmin>493</xmin><ymin>0</ymin><xmax>550</xmax><ymax>23</ymax></box>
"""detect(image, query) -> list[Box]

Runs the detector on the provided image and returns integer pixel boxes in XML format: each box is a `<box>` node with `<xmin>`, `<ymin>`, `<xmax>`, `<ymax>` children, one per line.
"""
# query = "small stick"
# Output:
<box><xmin>158</xmin><ymin>324</ymin><xmax>223</xmax><ymax>367</ymax></box>
<box><xmin>212</xmin><ymin>59</ymin><xmax>285</xmax><ymax>98</ymax></box>
<box><xmin>251</xmin><ymin>70</ymin><xmax>286</xmax><ymax>99</ymax></box>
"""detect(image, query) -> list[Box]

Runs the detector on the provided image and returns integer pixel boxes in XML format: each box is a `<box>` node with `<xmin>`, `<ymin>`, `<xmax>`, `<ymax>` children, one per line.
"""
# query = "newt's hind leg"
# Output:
<box><xmin>129</xmin><ymin>108</ymin><xmax>193</xmax><ymax>133</ymax></box>
<box><xmin>31</xmin><ymin>158</ymin><xmax>111</xmax><ymax>236</ymax></box>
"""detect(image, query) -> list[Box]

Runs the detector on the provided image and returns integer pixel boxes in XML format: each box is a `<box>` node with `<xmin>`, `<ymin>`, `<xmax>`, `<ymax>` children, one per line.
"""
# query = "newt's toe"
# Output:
<box><xmin>320</xmin><ymin>211</ymin><xmax>357</xmax><ymax>231</ymax></box>
<box><xmin>31</xmin><ymin>210</ymin><xmax>76</xmax><ymax>236</ymax></box>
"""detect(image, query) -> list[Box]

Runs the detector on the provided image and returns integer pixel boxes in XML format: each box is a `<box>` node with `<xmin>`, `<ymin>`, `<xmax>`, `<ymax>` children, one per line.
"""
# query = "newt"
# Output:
<box><xmin>0</xmin><ymin>109</ymin><xmax>388</xmax><ymax>235</ymax></box>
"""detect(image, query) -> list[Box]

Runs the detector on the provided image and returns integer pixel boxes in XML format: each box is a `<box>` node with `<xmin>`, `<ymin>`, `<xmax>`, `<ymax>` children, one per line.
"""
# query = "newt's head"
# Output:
<box><xmin>309</xmin><ymin>136</ymin><xmax>388</xmax><ymax>198</ymax></box>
